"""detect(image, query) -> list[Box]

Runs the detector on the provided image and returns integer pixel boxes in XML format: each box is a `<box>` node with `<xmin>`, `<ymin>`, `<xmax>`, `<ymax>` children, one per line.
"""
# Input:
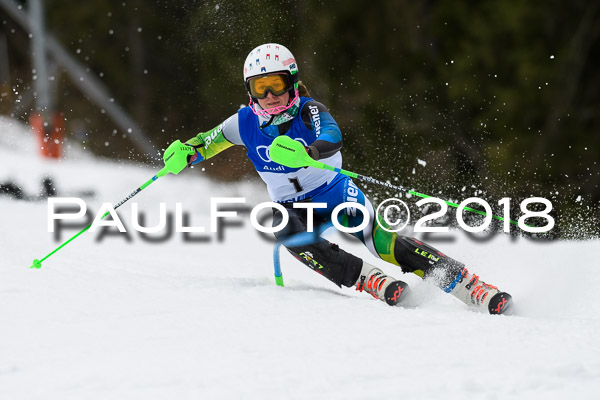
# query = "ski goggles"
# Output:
<box><xmin>247</xmin><ymin>73</ymin><xmax>293</xmax><ymax>99</ymax></box>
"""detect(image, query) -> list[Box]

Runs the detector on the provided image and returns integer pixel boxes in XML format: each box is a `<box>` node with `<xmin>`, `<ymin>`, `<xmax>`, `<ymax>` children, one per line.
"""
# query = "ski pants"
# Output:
<box><xmin>272</xmin><ymin>175</ymin><xmax>465</xmax><ymax>289</ymax></box>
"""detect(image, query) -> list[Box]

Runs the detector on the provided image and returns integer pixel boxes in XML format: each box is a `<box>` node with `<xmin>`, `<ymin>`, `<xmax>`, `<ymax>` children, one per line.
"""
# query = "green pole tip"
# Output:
<box><xmin>31</xmin><ymin>259</ymin><xmax>42</xmax><ymax>269</ymax></box>
<box><xmin>275</xmin><ymin>275</ymin><xmax>284</xmax><ymax>287</ymax></box>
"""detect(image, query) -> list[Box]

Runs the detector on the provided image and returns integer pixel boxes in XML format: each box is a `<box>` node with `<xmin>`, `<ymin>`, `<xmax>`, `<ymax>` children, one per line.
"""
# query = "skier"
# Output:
<box><xmin>164</xmin><ymin>43</ymin><xmax>512</xmax><ymax>315</ymax></box>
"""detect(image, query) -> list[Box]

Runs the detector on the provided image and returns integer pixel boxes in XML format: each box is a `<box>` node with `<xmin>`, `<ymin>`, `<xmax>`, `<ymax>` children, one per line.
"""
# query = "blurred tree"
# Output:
<box><xmin>1</xmin><ymin>0</ymin><xmax>597</xmax><ymax>236</ymax></box>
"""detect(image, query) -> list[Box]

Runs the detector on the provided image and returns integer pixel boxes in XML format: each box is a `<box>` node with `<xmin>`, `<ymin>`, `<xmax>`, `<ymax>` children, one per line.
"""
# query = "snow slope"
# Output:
<box><xmin>1</xmin><ymin>117</ymin><xmax>599</xmax><ymax>400</ymax></box>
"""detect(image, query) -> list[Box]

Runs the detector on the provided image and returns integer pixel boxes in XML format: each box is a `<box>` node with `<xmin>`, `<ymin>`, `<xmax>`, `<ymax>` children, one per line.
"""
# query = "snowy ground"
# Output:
<box><xmin>1</xmin><ymin>117</ymin><xmax>599</xmax><ymax>400</ymax></box>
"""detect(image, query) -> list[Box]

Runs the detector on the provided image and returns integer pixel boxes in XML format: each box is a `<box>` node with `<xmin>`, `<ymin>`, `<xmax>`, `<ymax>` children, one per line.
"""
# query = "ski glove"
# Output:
<box><xmin>162</xmin><ymin>140</ymin><xmax>198</xmax><ymax>175</ymax></box>
<box><xmin>270</xmin><ymin>135</ymin><xmax>320</xmax><ymax>168</ymax></box>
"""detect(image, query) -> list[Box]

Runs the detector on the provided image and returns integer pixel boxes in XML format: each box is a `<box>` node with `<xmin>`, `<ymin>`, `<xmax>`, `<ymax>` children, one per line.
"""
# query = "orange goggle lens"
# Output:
<box><xmin>248</xmin><ymin>74</ymin><xmax>292</xmax><ymax>99</ymax></box>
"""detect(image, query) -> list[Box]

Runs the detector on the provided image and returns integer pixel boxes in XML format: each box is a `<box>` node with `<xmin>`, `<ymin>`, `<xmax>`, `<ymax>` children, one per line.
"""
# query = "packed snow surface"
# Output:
<box><xmin>1</xmin><ymin>117</ymin><xmax>599</xmax><ymax>399</ymax></box>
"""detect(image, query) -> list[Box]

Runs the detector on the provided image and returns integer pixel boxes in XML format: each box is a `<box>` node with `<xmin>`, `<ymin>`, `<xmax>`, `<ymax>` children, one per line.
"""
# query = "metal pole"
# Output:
<box><xmin>0</xmin><ymin>32</ymin><xmax>10</xmax><ymax>112</ymax></box>
<box><xmin>0</xmin><ymin>0</ymin><xmax>156</xmax><ymax>156</ymax></box>
<box><xmin>0</xmin><ymin>33</ymin><xmax>10</xmax><ymax>84</ymax></box>
<box><xmin>29</xmin><ymin>0</ymin><xmax>51</xmax><ymax>115</ymax></box>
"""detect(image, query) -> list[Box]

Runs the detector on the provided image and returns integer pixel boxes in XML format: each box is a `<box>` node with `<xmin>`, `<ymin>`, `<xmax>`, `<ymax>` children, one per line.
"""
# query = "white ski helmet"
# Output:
<box><xmin>243</xmin><ymin>43</ymin><xmax>299</xmax><ymax>106</ymax></box>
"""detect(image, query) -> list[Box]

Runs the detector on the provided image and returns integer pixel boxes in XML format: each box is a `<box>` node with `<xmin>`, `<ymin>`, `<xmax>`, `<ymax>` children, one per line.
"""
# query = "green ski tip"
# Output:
<box><xmin>31</xmin><ymin>259</ymin><xmax>42</xmax><ymax>269</ymax></box>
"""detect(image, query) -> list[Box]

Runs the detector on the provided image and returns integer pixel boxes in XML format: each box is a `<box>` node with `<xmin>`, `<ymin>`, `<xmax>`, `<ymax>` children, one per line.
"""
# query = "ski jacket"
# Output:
<box><xmin>187</xmin><ymin>97</ymin><xmax>343</xmax><ymax>202</ymax></box>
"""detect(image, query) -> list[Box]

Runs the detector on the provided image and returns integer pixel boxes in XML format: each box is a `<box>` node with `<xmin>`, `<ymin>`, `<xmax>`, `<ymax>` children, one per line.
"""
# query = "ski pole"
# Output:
<box><xmin>272</xmin><ymin>222</ymin><xmax>334</xmax><ymax>287</ymax></box>
<box><xmin>269</xmin><ymin>136</ymin><xmax>522</xmax><ymax>227</ymax></box>
<box><xmin>30</xmin><ymin>140</ymin><xmax>196</xmax><ymax>269</ymax></box>
<box><xmin>30</xmin><ymin>167</ymin><xmax>169</xmax><ymax>269</ymax></box>
<box><xmin>317</xmin><ymin>165</ymin><xmax>519</xmax><ymax>226</ymax></box>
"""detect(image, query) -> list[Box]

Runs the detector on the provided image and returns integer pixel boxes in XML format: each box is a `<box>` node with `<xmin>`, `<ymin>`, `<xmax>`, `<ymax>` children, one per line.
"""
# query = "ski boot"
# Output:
<box><xmin>355</xmin><ymin>262</ymin><xmax>408</xmax><ymax>306</ymax></box>
<box><xmin>444</xmin><ymin>267</ymin><xmax>512</xmax><ymax>315</ymax></box>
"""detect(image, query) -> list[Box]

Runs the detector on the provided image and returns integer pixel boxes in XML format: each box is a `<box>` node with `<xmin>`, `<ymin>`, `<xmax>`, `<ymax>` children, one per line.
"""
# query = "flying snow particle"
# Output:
<box><xmin>417</xmin><ymin>159</ymin><xmax>427</xmax><ymax>167</ymax></box>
